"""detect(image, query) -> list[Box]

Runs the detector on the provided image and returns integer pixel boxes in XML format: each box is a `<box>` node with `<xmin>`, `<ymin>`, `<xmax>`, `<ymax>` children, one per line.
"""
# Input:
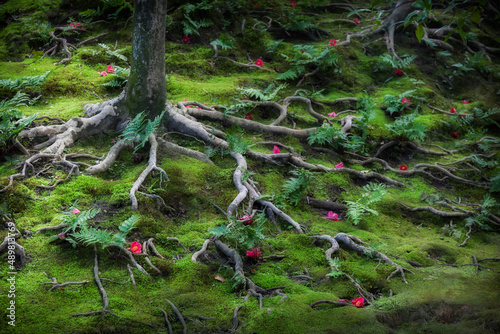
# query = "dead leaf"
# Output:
<box><xmin>214</xmin><ymin>275</ymin><xmax>225</xmax><ymax>282</ymax></box>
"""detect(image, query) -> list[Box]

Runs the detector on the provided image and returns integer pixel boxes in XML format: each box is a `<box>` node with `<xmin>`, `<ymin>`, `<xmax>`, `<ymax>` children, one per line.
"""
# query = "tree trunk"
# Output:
<box><xmin>124</xmin><ymin>0</ymin><xmax>167</xmax><ymax>119</ymax></box>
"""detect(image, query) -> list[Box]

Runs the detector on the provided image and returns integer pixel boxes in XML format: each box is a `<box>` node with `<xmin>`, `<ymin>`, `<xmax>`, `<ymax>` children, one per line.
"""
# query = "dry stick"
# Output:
<box><xmin>75</xmin><ymin>32</ymin><xmax>109</xmax><ymax>48</ymax></box>
<box><xmin>166</xmin><ymin>299</ymin><xmax>187</xmax><ymax>334</ymax></box>
<box><xmin>12</xmin><ymin>138</ymin><xmax>30</xmax><ymax>156</ymax></box>
<box><xmin>43</xmin><ymin>278</ymin><xmax>88</xmax><ymax>292</ymax></box>
<box><xmin>230</xmin><ymin>305</ymin><xmax>245</xmax><ymax>332</ymax></box>
<box><xmin>472</xmin><ymin>255</ymin><xmax>479</xmax><ymax>276</ymax></box>
<box><xmin>129</xmin><ymin>134</ymin><xmax>169</xmax><ymax>211</ymax></box>
<box><xmin>158</xmin><ymin>307</ymin><xmax>173</xmax><ymax>334</ymax></box>
<box><xmin>127</xmin><ymin>264</ymin><xmax>137</xmax><ymax>288</ymax></box>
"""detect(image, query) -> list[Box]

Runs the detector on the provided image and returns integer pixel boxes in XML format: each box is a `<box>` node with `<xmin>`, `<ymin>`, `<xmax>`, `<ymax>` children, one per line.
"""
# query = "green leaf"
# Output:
<box><xmin>415</xmin><ymin>24</ymin><xmax>424</xmax><ymax>43</ymax></box>
<box><xmin>471</xmin><ymin>9</ymin><xmax>481</xmax><ymax>25</ymax></box>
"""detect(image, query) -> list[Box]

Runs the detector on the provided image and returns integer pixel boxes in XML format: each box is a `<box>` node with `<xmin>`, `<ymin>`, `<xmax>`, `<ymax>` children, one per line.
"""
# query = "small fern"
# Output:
<box><xmin>239</xmin><ymin>83</ymin><xmax>287</xmax><ymax>102</ymax></box>
<box><xmin>120</xmin><ymin>109</ymin><xmax>166</xmax><ymax>153</ymax></box>
<box><xmin>346</xmin><ymin>183</ymin><xmax>387</xmax><ymax>225</ymax></box>
<box><xmin>210</xmin><ymin>38</ymin><xmax>233</xmax><ymax>50</ymax></box>
<box><xmin>308</xmin><ymin>123</ymin><xmax>347</xmax><ymax>147</ymax></box>
<box><xmin>386</xmin><ymin>112</ymin><xmax>427</xmax><ymax>141</ymax></box>
<box><xmin>282</xmin><ymin>169</ymin><xmax>313</xmax><ymax>206</ymax></box>
<box><xmin>0</xmin><ymin>71</ymin><xmax>50</xmax><ymax>91</ymax></box>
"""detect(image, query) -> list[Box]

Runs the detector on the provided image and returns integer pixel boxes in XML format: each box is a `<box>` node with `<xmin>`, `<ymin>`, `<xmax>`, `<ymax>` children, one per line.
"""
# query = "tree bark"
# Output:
<box><xmin>124</xmin><ymin>0</ymin><xmax>167</xmax><ymax>119</ymax></box>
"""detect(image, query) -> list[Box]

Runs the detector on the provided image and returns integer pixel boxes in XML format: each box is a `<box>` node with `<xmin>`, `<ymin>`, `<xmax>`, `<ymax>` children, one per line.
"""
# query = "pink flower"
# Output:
<box><xmin>327</xmin><ymin>211</ymin><xmax>339</xmax><ymax>221</ymax></box>
<box><xmin>338</xmin><ymin>299</ymin><xmax>349</xmax><ymax>303</ymax></box>
<box><xmin>290</xmin><ymin>1</ymin><xmax>296</xmax><ymax>7</ymax></box>
<box><xmin>352</xmin><ymin>297</ymin><xmax>364</xmax><ymax>308</ymax></box>
<box><xmin>451</xmin><ymin>132</ymin><xmax>459</xmax><ymax>139</ymax></box>
<box><xmin>182</xmin><ymin>36</ymin><xmax>191</xmax><ymax>44</ymax></box>
<box><xmin>273</xmin><ymin>146</ymin><xmax>280</xmax><ymax>154</ymax></box>
<box><xmin>450</xmin><ymin>107</ymin><xmax>456</xmax><ymax>113</ymax></box>
<box><xmin>462</xmin><ymin>100</ymin><xmax>469</xmax><ymax>104</ymax></box>
<box><xmin>239</xmin><ymin>215</ymin><xmax>253</xmax><ymax>225</ymax></box>
<box><xmin>399</xmin><ymin>164</ymin><xmax>408</xmax><ymax>171</ymax></box>
<box><xmin>184</xmin><ymin>98</ymin><xmax>187</xmax><ymax>102</ymax></box>
<box><xmin>107</xmin><ymin>65</ymin><xmax>116</xmax><ymax>73</ymax></box>
<box><xmin>254</xmin><ymin>59</ymin><xmax>263</xmax><ymax>67</ymax></box>
<box><xmin>371</xmin><ymin>16</ymin><xmax>375</xmax><ymax>21</ymax></box>
<box><xmin>244</xmin><ymin>113</ymin><xmax>253</xmax><ymax>120</ymax></box>
<box><xmin>395</xmin><ymin>69</ymin><xmax>403</xmax><ymax>76</ymax></box>
<box><xmin>72</xmin><ymin>208</ymin><xmax>80</xmax><ymax>214</ymax></box>
<box><xmin>130</xmin><ymin>241</ymin><xmax>142</xmax><ymax>254</ymax></box>
<box><xmin>353</xmin><ymin>18</ymin><xmax>360</xmax><ymax>24</ymax></box>
<box><xmin>328</xmin><ymin>112</ymin><xmax>336</xmax><ymax>118</ymax></box>
<box><xmin>328</xmin><ymin>39</ymin><xmax>338</xmax><ymax>47</ymax></box>
<box><xmin>69</xmin><ymin>22</ymin><xmax>82</xmax><ymax>29</ymax></box>
<box><xmin>100</xmin><ymin>71</ymin><xmax>107</xmax><ymax>77</ymax></box>
<box><xmin>58</xmin><ymin>233</ymin><xmax>66</xmax><ymax>239</ymax></box>
<box><xmin>246</xmin><ymin>248</ymin><xmax>261</xmax><ymax>260</ymax></box>
<box><xmin>335</xmin><ymin>162</ymin><xmax>343</xmax><ymax>169</ymax></box>
<box><xmin>197</xmin><ymin>106</ymin><xmax>201</xmax><ymax>109</ymax></box>
<box><xmin>401</xmin><ymin>98</ymin><xmax>411</xmax><ymax>107</ymax></box>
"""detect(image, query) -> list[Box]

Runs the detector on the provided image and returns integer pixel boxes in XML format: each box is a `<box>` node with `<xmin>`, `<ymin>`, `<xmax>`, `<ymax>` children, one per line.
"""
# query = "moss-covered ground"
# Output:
<box><xmin>0</xmin><ymin>0</ymin><xmax>499</xmax><ymax>333</ymax></box>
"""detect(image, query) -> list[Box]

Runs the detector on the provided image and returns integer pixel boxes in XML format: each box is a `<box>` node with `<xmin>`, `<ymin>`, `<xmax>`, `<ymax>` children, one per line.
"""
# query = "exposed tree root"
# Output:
<box><xmin>158</xmin><ymin>307</ymin><xmax>173</xmax><ymax>334</ymax></box>
<box><xmin>399</xmin><ymin>202</ymin><xmax>470</xmax><ymax>218</ymax></box>
<box><xmin>36</xmin><ymin>223</ymin><xmax>68</xmax><ymax>233</ymax></box>
<box><xmin>229</xmin><ymin>305</ymin><xmax>245</xmax><ymax>333</ymax></box>
<box><xmin>310</xmin><ymin>300</ymin><xmax>354</xmax><ymax>308</ymax></box>
<box><xmin>304</xmin><ymin>197</ymin><xmax>348</xmax><ymax>211</ymax></box>
<box><xmin>127</xmin><ymin>264</ymin><xmax>137</xmax><ymax>288</ymax></box>
<box><xmin>166</xmin><ymin>299</ymin><xmax>187</xmax><ymax>334</ymax></box>
<box><xmin>457</xmin><ymin>226</ymin><xmax>473</xmax><ymax>247</ymax></box>
<box><xmin>43</xmin><ymin>277</ymin><xmax>88</xmax><ymax>292</ymax></box>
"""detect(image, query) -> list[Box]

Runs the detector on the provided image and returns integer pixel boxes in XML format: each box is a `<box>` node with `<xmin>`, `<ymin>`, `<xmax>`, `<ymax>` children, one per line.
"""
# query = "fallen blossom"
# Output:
<box><xmin>184</xmin><ymin>98</ymin><xmax>187</xmax><ymax>102</ymax></box>
<box><xmin>353</xmin><ymin>18</ymin><xmax>360</xmax><ymax>24</ymax></box>
<box><xmin>246</xmin><ymin>248</ymin><xmax>261</xmax><ymax>260</ymax></box>
<box><xmin>399</xmin><ymin>164</ymin><xmax>408</xmax><ymax>171</ymax></box>
<box><xmin>290</xmin><ymin>1</ymin><xmax>296</xmax><ymax>7</ymax></box>
<box><xmin>72</xmin><ymin>208</ymin><xmax>80</xmax><ymax>214</ymax></box>
<box><xmin>462</xmin><ymin>100</ymin><xmax>469</xmax><ymax>104</ymax></box>
<box><xmin>328</xmin><ymin>111</ymin><xmax>337</xmax><ymax>118</ymax></box>
<box><xmin>450</xmin><ymin>107</ymin><xmax>456</xmax><ymax>113</ymax></box>
<box><xmin>335</xmin><ymin>162</ymin><xmax>343</xmax><ymax>169</ymax></box>
<box><xmin>58</xmin><ymin>233</ymin><xmax>66</xmax><ymax>239</ymax></box>
<box><xmin>69</xmin><ymin>22</ymin><xmax>82</xmax><ymax>29</ymax></box>
<box><xmin>401</xmin><ymin>98</ymin><xmax>411</xmax><ymax>107</ymax></box>
<box><xmin>239</xmin><ymin>215</ymin><xmax>253</xmax><ymax>225</ymax></box>
<box><xmin>352</xmin><ymin>297</ymin><xmax>364</xmax><ymax>308</ymax></box>
<box><xmin>395</xmin><ymin>69</ymin><xmax>403</xmax><ymax>76</ymax></box>
<box><xmin>107</xmin><ymin>64</ymin><xmax>116</xmax><ymax>73</ymax></box>
<box><xmin>254</xmin><ymin>58</ymin><xmax>263</xmax><ymax>67</ymax></box>
<box><xmin>273</xmin><ymin>146</ymin><xmax>280</xmax><ymax>154</ymax></box>
<box><xmin>301</xmin><ymin>49</ymin><xmax>305</xmax><ymax>53</ymax></box>
<box><xmin>328</xmin><ymin>39</ymin><xmax>338</xmax><ymax>47</ymax></box>
<box><xmin>338</xmin><ymin>299</ymin><xmax>349</xmax><ymax>303</ymax></box>
<box><xmin>451</xmin><ymin>132</ymin><xmax>459</xmax><ymax>139</ymax></box>
<box><xmin>327</xmin><ymin>211</ymin><xmax>339</xmax><ymax>221</ymax></box>
<box><xmin>182</xmin><ymin>36</ymin><xmax>191</xmax><ymax>44</ymax></box>
<box><xmin>371</xmin><ymin>16</ymin><xmax>375</xmax><ymax>21</ymax></box>
<box><xmin>197</xmin><ymin>106</ymin><xmax>201</xmax><ymax>109</ymax></box>
<box><xmin>130</xmin><ymin>241</ymin><xmax>142</xmax><ymax>254</ymax></box>
<box><xmin>244</xmin><ymin>113</ymin><xmax>253</xmax><ymax>120</ymax></box>
<box><xmin>100</xmin><ymin>71</ymin><xmax>107</xmax><ymax>77</ymax></box>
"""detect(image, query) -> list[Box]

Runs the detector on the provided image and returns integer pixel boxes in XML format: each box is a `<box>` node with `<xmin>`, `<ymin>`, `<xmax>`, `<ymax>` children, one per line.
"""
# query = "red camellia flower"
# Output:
<box><xmin>371</xmin><ymin>16</ymin><xmax>375</xmax><ymax>21</ymax></box>
<box><xmin>352</xmin><ymin>297</ymin><xmax>364</xmax><ymax>308</ymax></box>
<box><xmin>107</xmin><ymin>64</ymin><xmax>116</xmax><ymax>73</ymax></box>
<box><xmin>273</xmin><ymin>145</ymin><xmax>280</xmax><ymax>154</ymax></box>
<box><xmin>254</xmin><ymin>58</ymin><xmax>264</xmax><ymax>67</ymax></box>
<box><xmin>328</xmin><ymin>39</ymin><xmax>338</xmax><ymax>47</ymax></box>
<box><xmin>130</xmin><ymin>241</ymin><xmax>142</xmax><ymax>254</ymax></box>
<box><xmin>338</xmin><ymin>299</ymin><xmax>349</xmax><ymax>303</ymax></box>
<box><xmin>451</xmin><ymin>132</ymin><xmax>459</xmax><ymax>139</ymax></box>
<box><xmin>395</xmin><ymin>69</ymin><xmax>403</xmax><ymax>76</ymax></box>
<box><xmin>462</xmin><ymin>100</ymin><xmax>469</xmax><ymax>104</ymax></box>
<box><xmin>399</xmin><ymin>164</ymin><xmax>408</xmax><ymax>171</ymax></box>
<box><xmin>353</xmin><ymin>18</ymin><xmax>360</xmax><ymax>24</ymax></box>
<box><xmin>290</xmin><ymin>1</ymin><xmax>296</xmax><ymax>7</ymax></box>
<box><xmin>401</xmin><ymin>98</ymin><xmax>411</xmax><ymax>107</ymax></box>
<box><xmin>244</xmin><ymin>113</ymin><xmax>253</xmax><ymax>120</ymax></box>
<box><xmin>246</xmin><ymin>248</ymin><xmax>261</xmax><ymax>260</ymax></box>
<box><xmin>327</xmin><ymin>211</ymin><xmax>339</xmax><ymax>221</ymax></box>
<box><xmin>72</xmin><ymin>208</ymin><xmax>80</xmax><ymax>214</ymax></box>
<box><xmin>239</xmin><ymin>215</ymin><xmax>253</xmax><ymax>225</ymax></box>
<box><xmin>100</xmin><ymin>71</ymin><xmax>107</xmax><ymax>77</ymax></box>
<box><xmin>182</xmin><ymin>36</ymin><xmax>191</xmax><ymax>44</ymax></box>
<box><xmin>69</xmin><ymin>22</ymin><xmax>82</xmax><ymax>29</ymax></box>
<box><xmin>450</xmin><ymin>107</ymin><xmax>456</xmax><ymax>113</ymax></box>
<box><xmin>335</xmin><ymin>162</ymin><xmax>343</xmax><ymax>169</ymax></box>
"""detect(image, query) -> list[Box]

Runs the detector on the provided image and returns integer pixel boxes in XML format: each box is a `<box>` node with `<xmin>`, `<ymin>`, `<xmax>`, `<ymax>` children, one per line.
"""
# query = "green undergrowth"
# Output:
<box><xmin>1</xmin><ymin>1</ymin><xmax>500</xmax><ymax>333</ymax></box>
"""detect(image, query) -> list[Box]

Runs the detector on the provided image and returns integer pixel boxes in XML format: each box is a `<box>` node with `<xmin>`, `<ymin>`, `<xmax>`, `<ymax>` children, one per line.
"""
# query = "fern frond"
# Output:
<box><xmin>120</xmin><ymin>111</ymin><xmax>147</xmax><ymax>143</ymax></box>
<box><xmin>72</xmin><ymin>226</ymin><xmax>112</xmax><ymax>248</ymax></box>
<box><xmin>63</xmin><ymin>208</ymin><xmax>101</xmax><ymax>233</ymax></box>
